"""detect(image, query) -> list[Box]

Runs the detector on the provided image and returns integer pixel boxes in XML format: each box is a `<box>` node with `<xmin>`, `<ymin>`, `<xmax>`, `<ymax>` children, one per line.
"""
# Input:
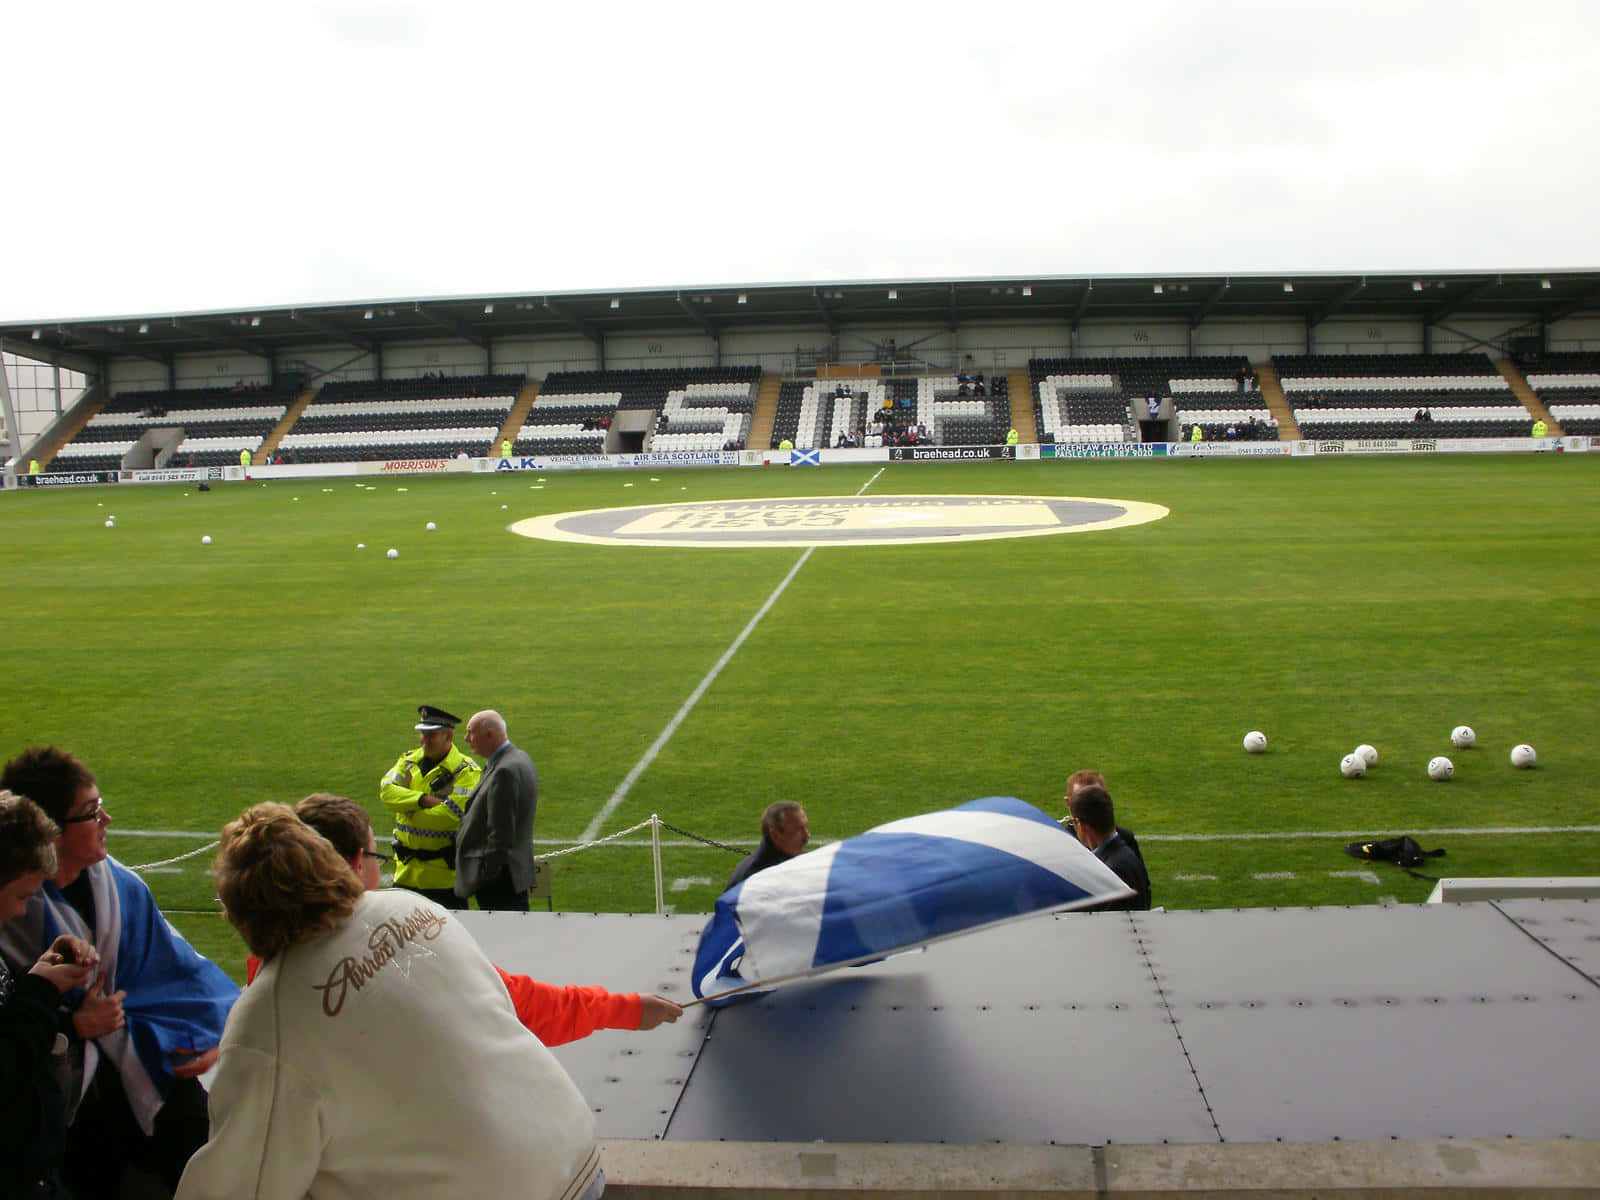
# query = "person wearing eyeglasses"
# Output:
<box><xmin>179</xmin><ymin>803</ymin><xmax>604</xmax><ymax>1200</ymax></box>
<box><xmin>247</xmin><ymin>793</ymin><xmax>681</xmax><ymax>1044</ymax></box>
<box><xmin>0</xmin><ymin>746</ymin><xmax>239</xmax><ymax>1198</ymax></box>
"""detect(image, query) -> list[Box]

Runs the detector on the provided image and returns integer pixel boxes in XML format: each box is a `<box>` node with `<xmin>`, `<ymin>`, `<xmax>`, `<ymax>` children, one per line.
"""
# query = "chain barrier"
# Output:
<box><xmin>537</xmin><ymin>818</ymin><xmax>658</xmax><ymax>860</ymax></box>
<box><xmin>653</xmin><ymin>818</ymin><xmax>746</xmax><ymax>857</ymax></box>
<box><xmin>126</xmin><ymin>816</ymin><xmax>744</xmax><ymax>873</ymax></box>
<box><xmin>129</xmin><ymin>840</ymin><xmax>221</xmax><ymax>873</ymax></box>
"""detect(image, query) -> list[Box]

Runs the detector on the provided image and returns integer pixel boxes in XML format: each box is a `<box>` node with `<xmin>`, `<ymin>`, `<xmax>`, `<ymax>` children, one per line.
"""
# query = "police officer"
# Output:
<box><xmin>379</xmin><ymin>705</ymin><xmax>482</xmax><ymax>908</ymax></box>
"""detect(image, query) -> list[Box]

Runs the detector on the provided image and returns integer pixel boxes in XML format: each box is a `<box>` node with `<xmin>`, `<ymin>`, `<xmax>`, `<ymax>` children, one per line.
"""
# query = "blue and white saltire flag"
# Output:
<box><xmin>692</xmin><ymin>796</ymin><xmax>1133</xmax><ymax>1005</ymax></box>
<box><xmin>0</xmin><ymin>858</ymin><xmax>240</xmax><ymax>1134</ymax></box>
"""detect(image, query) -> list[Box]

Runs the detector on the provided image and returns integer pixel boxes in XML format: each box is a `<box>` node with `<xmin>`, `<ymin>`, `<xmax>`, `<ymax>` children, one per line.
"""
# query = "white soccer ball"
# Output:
<box><xmin>386</xmin><ymin>548</ymin><xmax>399</xmax><ymax>559</ymax></box>
<box><xmin>201</xmin><ymin>535</ymin><xmax>212</xmax><ymax>545</ymax></box>
<box><xmin>426</xmin><ymin>521</ymin><xmax>437</xmax><ymax>531</ymax></box>
<box><xmin>1355</xmin><ymin>743</ymin><xmax>1378</xmax><ymax>767</ymax></box>
<box><xmin>1428</xmin><ymin>756</ymin><xmax>1454</xmax><ymax>781</ymax></box>
<box><xmin>104</xmin><ymin>520</ymin><xmax>114</xmax><ymax>528</ymax></box>
<box><xmin>1451</xmin><ymin>725</ymin><xmax>1476</xmax><ymax>748</ymax></box>
<box><xmin>1243</xmin><ymin>730</ymin><xmax>1267</xmax><ymax>753</ymax></box>
<box><xmin>356</xmin><ymin>543</ymin><xmax>366</xmax><ymax>550</ymax></box>
<box><xmin>1510</xmin><ymin>744</ymin><xmax>1537</xmax><ymax>768</ymax></box>
<box><xmin>1340</xmin><ymin>753</ymin><xmax>1366</xmax><ymax>778</ymax></box>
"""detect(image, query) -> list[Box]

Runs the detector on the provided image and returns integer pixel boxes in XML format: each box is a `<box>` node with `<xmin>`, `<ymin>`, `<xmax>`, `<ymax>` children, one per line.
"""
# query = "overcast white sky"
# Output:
<box><xmin>4</xmin><ymin>0</ymin><xmax>1597</xmax><ymax>321</ymax></box>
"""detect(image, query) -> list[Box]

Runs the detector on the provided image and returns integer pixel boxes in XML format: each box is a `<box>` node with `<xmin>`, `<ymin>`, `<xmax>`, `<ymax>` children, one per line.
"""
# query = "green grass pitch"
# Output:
<box><xmin>3</xmin><ymin>452</ymin><xmax>1596</xmax><ymax>982</ymax></box>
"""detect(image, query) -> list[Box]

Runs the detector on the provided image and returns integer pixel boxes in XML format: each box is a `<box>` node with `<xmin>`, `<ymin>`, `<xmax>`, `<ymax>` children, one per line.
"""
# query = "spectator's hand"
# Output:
<box><xmin>29</xmin><ymin>935</ymin><xmax>98</xmax><ymax>993</ymax></box>
<box><xmin>171</xmin><ymin>1046</ymin><xmax>220</xmax><ymax>1079</ymax></box>
<box><xmin>636</xmin><ymin>994</ymin><xmax>683</xmax><ymax>1030</ymax></box>
<box><xmin>72</xmin><ymin>975</ymin><xmax>126</xmax><ymax>1038</ymax></box>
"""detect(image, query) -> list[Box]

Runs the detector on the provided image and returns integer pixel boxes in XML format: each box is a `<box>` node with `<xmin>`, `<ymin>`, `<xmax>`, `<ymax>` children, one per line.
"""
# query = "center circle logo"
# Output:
<box><xmin>510</xmin><ymin>494</ymin><xmax>1168</xmax><ymax>548</ymax></box>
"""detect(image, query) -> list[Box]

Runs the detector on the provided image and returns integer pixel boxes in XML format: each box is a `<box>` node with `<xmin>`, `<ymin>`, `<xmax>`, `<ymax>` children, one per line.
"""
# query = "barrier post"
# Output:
<box><xmin>651</xmin><ymin>814</ymin><xmax>665</xmax><ymax>915</ymax></box>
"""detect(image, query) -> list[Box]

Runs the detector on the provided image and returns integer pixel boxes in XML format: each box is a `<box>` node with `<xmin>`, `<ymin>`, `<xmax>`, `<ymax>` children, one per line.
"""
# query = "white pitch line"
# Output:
<box><xmin>1329</xmin><ymin>869</ymin><xmax>1382</xmax><ymax>885</ymax></box>
<box><xmin>1252</xmin><ymin>871</ymin><xmax>1296</xmax><ymax>880</ymax></box>
<box><xmin>1143</xmin><ymin>825</ymin><xmax>1600</xmax><ymax>842</ymax></box>
<box><xmin>577</xmin><ymin>467</ymin><xmax>886</xmax><ymax>844</ymax></box>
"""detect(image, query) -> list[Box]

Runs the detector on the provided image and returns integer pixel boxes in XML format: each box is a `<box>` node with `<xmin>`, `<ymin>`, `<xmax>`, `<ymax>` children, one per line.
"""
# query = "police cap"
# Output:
<box><xmin>414</xmin><ymin>705</ymin><xmax>463</xmax><ymax>731</ymax></box>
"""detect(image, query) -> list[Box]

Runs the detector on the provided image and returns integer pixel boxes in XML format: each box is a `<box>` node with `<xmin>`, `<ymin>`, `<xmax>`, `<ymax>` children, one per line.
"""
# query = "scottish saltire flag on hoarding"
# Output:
<box><xmin>692</xmin><ymin>796</ymin><xmax>1133</xmax><ymax>1005</ymax></box>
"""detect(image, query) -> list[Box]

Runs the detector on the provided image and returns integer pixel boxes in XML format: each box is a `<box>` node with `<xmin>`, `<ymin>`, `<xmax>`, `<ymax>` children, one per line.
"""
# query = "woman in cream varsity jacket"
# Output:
<box><xmin>177</xmin><ymin>803</ymin><xmax>602</xmax><ymax>1200</ymax></box>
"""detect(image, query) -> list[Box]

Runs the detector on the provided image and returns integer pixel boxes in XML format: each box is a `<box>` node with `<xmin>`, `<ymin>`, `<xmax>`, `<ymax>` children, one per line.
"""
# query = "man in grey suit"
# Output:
<box><xmin>456</xmin><ymin>710</ymin><xmax>539</xmax><ymax>911</ymax></box>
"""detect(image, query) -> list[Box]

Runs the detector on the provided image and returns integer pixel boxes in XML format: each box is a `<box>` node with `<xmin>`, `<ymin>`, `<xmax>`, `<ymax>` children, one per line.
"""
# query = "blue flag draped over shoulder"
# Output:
<box><xmin>692</xmin><ymin>796</ymin><xmax>1133</xmax><ymax>1005</ymax></box>
<box><xmin>6</xmin><ymin>858</ymin><xmax>240</xmax><ymax>1134</ymax></box>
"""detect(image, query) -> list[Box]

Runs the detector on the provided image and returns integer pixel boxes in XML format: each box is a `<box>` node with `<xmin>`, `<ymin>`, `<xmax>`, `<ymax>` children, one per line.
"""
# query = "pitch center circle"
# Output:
<box><xmin>509</xmin><ymin>494</ymin><xmax>1169</xmax><ymax>548</ymax></box>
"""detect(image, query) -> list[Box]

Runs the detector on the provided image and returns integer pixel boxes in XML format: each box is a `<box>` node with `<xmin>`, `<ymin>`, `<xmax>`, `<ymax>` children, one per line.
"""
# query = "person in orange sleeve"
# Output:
<box><xmin>243</xmin><ymin>793</ymin><xmax>681</xmax><ymax>1043</ymax></box>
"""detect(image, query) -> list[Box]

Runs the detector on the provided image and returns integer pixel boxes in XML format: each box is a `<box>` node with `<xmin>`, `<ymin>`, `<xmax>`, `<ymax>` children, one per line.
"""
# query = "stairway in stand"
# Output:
<box><xmin>260</xmin><ymin>384</ymin><xmax>318</xmax><ymax>457</ymax></box>
<box><xmin>1253</xmin><ymin>363</ymin><xmax>1300</xmax><ymax>440</ymax></box>
<box><xmin>496</xmin><ymin>380</ymin><xmax>542</xmax><ymax>452</ymax></box>
<box><xmin>1006</xmin><ymin>369</ymin><xmax>1036</xmax><ymax>442</ymax></box>
<box><xmin>747</xmin><ymin>372</ymin><xmax>782</xmax><ymax>450</ymax></box>
<box><xmin>1495</xmin><ymin>360</ymin><xmax>1561</xmax><ymax>433</ymax></box>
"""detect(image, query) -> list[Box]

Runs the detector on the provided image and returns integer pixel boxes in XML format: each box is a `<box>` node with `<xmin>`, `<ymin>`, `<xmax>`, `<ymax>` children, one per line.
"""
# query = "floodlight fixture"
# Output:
<box><xmin>888</xmin><ymin>289</ymin><xmax>897</xmax><ymax>300</ymax></box>
<box><xmin>737</xmin><ymin>293</ymin><xmax>747</xmax><ymax>304</ymax></box>
<box><xmin>138</xmin><ymin>323</ymin><xmax>149</xmax><ymax>334</ymax></box>
<box><xmin>364</xmin><ymin>309</ymin><xmax>374</xmax><ymax>319</ymax></box>
<box><xmin>1021</xmin><ymin>285</ymin><xmax>1032</xmax><ymax>297</ymax></box>
<box><xmin>1541</xmin><ymin>279</ymin><xmax>1552</xmax><ymax>289</ymax></box>
<box><xmin>1412</xmin><ymin>281</ymin><xmax>1424</xmax><ymax>292</ymax></box>
<box><xmin>483</xmin><ymin>303</ymin><xmax>494</xmax><ymax>314</ymax></box>
<box><xmin>610</xmin><ymin>298</ymin><xmax>620</xmax><ymax>309</ymax></box>
<box><xmin>1283</xmin><ymin>281</ymin><xmax>1294</xmax><ymax>293</ymax></box>
<box><xmin>1153</xmin><ymin>284</ymin><xmax>1164</xmax><ymax>294</ymax></box>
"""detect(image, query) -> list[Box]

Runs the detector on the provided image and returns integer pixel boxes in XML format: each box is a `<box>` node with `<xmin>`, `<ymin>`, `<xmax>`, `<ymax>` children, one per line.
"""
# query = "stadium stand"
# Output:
<box><xmin>1520</xmin><ymin>351</ymin><xmax>1600</xmax><ymax>436</ymax></box>
<box><xmin>54</xmin><ymin>386</ymin><xmax>292</xmax><ymax>471</ymax></box>
<box><xmin>770</xmin><ymin>374</ymin><xmax>1010</xmax><ymax>449</ymax></box>
<box><xmin>537</xmin><ymin>367</ymin><xmax>759</xmax><ymax>454</ymax></box>
<box><xmin>1029</xmin><ymin>356</ymin><xmax>1255</xmax><ymax>442</ymax></box>
<box><xmin>1274</xmin><ymin>353</ymin><xmax>1526</xmax><ymax>439</ymax></box>
<box><xmin>278</xmin><ymin>374</ymin><xmax>523</xmax><ymax>462</ymax></box>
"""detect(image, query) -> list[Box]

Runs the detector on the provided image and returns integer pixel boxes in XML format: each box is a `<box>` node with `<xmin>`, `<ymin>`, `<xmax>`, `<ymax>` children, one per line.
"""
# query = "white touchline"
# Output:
<box><xmin>577</xmin><ymin>467</ymin><xmax>887</xmax><ymax>844</ymax></box>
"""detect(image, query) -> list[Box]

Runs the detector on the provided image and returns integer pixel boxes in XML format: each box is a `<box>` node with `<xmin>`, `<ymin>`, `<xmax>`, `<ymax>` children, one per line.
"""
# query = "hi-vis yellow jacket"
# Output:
<box><xmin>379</xmin><ymin>743</ymin><xmax>482</xmax><ymax>891</ymax></box>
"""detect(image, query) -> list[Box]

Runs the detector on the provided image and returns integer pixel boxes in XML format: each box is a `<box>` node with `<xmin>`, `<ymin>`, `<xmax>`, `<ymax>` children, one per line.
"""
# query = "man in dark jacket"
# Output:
<box><xmin>724</xmin><ymin>801</ymin><xmax>810</xmax><ymax>891</ymax></box>
<box><xmin>456</xmin><ymin>711</ymin><xmax>539</xmax><ymax>911</ymax></box>
<box><xmin>1065</xmin><ymin>784</ymin><xmax>1151</xmax><ymax>911</ymax></box>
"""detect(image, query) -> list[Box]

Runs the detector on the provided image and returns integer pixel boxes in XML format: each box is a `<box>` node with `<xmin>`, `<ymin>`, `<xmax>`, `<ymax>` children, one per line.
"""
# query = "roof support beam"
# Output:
<box><xmin>288</xmin><ymin>312</ymin><xmax>378</xmax><ymax>356</ymax></box>
<box><xmin>170</xmin><ymin>317</ymin><xmax>273</xmax><ymax>361</ymax></box>
<box><xmin>1429</xmin><ymin>278</ymin><xmax>1496</xmax><ymax>326</ymax></box>
<box><xmin>948</xmin><ymin>283</ymin><xmax>959</xmax><ymax>333</ymax></box>
<box><xmin>1307</xmin><ymin>277</ymin><xmax>1368</xmax><ymax>328</ymax></box>
<box><xmin>1190</xmin><ymin>279</ymin><xmax>1230</xmax><ymax>330</ymax></box>
<box><xmin>674</xmin><ymin>292</ymin><xmax>718</xmax><ymax>339</ymax></box>
<box><xmin>1070</xmin><ymin>281</ymin><xmax>1094</xmax><ymax>331</ymax></box>
<box><xmin>413</xmin><ymin>303</ymin><xmax>490</xmax><ymax>350</ymax></box>
<box><xmin>1544</xmin><ymin>287</ymin><xmax>1600</xmax><ymax>325</ymax></box>
<box><xmin>811</xmin><ymin>289</ymin><xmax>837</xmax><ymax>338</ymax></box>
<box><xmin>542</xmin><ymin>299</ymin><xmax>602</xmax><ymax>346</ymax></box>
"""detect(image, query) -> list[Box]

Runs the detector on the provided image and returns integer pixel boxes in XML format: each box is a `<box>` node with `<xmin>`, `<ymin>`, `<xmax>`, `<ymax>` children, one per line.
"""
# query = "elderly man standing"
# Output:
<box><xmin>724</xmin><ymin>801</ymin><xmax>810</xmax><ymax>891</ymax></box>
<box><xmin>456</xmin><ymin>711</ymin><xmax>539</xmax><ymax>911</ymax></box>
<box><xmin>381</xmin><ymin>705</ymin><xmax>482</xmax><ymax>910</ymax></box>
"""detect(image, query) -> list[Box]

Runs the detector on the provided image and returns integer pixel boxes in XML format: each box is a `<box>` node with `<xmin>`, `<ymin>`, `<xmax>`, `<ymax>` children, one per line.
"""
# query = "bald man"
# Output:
<box><xmin>457</xmin><ymin>711</ymin><xmax>539</xmax><ymax>911</ymax></box>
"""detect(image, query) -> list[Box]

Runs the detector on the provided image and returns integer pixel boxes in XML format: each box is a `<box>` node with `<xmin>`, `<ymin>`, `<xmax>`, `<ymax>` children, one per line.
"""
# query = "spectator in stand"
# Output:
<box><xmin>1</xmin><ymin>790</ymin><xmax>100</xmax><ymax>1200</ymax></box>
<box><xmin>177</xmin><ymin>803</ymin><xmax>606</xmax><ymax>1200</ymax></box>
<box><xmin>0</xmin><ymin>746</ymin><xmax>237</xmax><ymax>1198</ymax></box>
<box><xmin>246</xmin><ymin>794</ymin><xmax>682</xmax><ymax>1043</ymax></box>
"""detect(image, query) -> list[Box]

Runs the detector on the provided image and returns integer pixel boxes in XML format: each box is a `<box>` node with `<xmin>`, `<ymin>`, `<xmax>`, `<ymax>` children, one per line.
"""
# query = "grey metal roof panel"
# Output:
<box><xmin>1492</xmin><ymin>897</ymin><xmax>1600</xmax><ymax>987</ymax></box>
<box><xmin>460</xmin><ymin>902</ymin><xmax>1600</xmax><ymax>1147</ymax></box>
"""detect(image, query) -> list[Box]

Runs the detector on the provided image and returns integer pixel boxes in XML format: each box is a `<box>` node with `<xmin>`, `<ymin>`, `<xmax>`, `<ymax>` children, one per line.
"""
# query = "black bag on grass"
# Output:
<box><xmin>1345</xmin><ymin>836</ymin><xmax>1446</xmax><ymax>876</ymax></box>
